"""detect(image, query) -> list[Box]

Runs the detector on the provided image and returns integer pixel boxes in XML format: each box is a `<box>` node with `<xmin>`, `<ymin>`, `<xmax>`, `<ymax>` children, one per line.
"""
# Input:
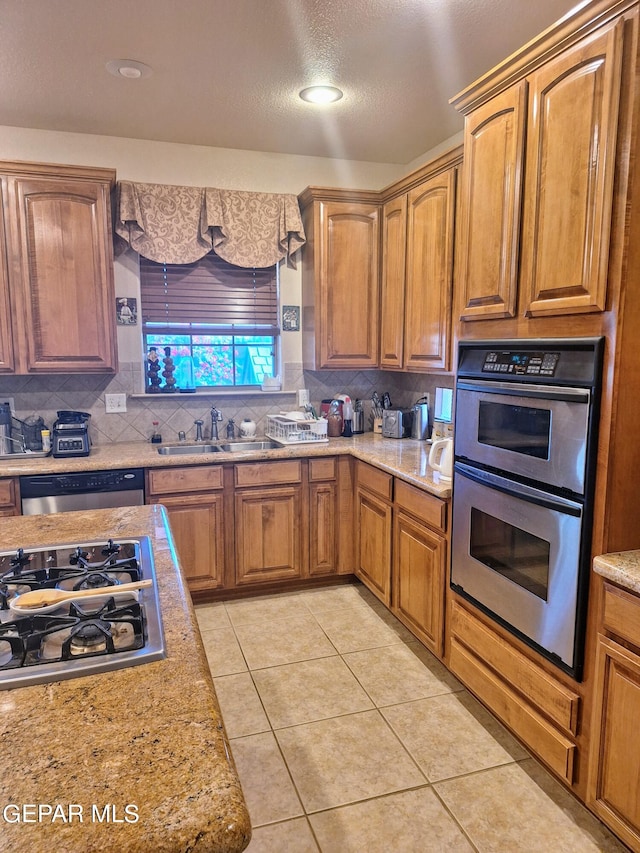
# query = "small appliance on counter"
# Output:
<box><xmin>411</xmin><ymin>397</ymin><xmax>430</xmax><ymax>440</ymax></box>
<box><xmin>0</xmin><ymin>403</ymin><xmax>12</xmax><ymax>455</ymax></box>
<box><xmin>52</xmin><ymin>410</ymin><xmax>91</xmax><ymax>458</ymax></box>
<box><xmin>431</xmin><ymin>386</ymin><xmax>454</xmax><ymax>441</ymax></box>
<box><xmin>382</xmin><ymin>409</ymin><xmax>414</xmax><ymax>439</ymax></box>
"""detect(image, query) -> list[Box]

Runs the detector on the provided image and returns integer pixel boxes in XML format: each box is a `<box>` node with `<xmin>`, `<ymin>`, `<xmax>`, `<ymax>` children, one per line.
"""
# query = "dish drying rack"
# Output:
<box><xmin>266</xmin><ymin>415</ymin><xmax>328</xmax><ymax>445</ymax></box>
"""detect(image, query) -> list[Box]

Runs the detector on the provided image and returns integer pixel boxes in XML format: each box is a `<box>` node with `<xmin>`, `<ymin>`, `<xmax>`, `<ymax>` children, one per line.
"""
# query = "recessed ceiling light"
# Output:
<box><xmin>299</xmin><ymin>85</ymin><xmax>343</xmax><ymax>104</ymax></box>
<box><xmin>106</xmin><ymin>59</ymin><xmax>153</xmax><ymax>80</ymax></box>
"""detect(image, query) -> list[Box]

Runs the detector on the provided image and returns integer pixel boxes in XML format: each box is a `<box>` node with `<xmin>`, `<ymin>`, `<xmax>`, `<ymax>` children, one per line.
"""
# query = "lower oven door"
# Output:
<box><xmin>451</xmin><ymin>462</ymin><xmax>585</xmax><ymax>676</ymax></box>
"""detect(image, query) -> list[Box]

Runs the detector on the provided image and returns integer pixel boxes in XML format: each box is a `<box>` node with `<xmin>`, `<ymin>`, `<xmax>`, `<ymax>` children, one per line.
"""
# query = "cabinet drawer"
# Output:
<box><xmin>356</xmin><ymin>461</ymin><xmax>393</xmax><ymax>501</ymax></box>
<box><xmin>602</xmin><ymin>582</ymin><xmax>640</xmax><ymax>648</ymax></box>
<box><xmin>451</xmin><ymin>601</ymin><xmax>580</xmax><ymax>735</ymax></box>
<box><xmin>394</xmin><ymin>479</ymin><xmax>447</xmax><ymax>533</ymax></box>
<box><xmin>309</xmin><ymin>457</ymin><xmax>336</xmax><ymax>481</ymax></box>
<box><xmin>235</xmin><ymin>460</ymin><xmax>302</xmax><ymax>487</ymax></box>
<box><xmin>449</xmin><ymin>638</ymin><xmax>576</xmax><ymax>785</ymax></box>
<box><xmin>0</xmin><ymin>478</ymin><xmax>16</xmax><ymax>508</ymax></box>
<box><xmin>147</xmin><ymin>465</ymin><xmax>224</xmax><ymax>495</ymax></box>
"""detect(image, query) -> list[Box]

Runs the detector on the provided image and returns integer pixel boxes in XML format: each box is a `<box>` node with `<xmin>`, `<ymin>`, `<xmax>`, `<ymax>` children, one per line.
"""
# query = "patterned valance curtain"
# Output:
<box><xmin>114</xmin><ymin>181</ymin><xmax>306</xmax><ymax>268</ymax></box>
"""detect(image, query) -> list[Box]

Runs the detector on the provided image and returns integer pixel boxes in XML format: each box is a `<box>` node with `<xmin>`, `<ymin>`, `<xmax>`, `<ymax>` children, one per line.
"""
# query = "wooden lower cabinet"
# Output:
<box><xmin>356</xmin><ymin>487</ymin><xmax>392</xmax><ymax>605</ymax></box>
<box><xmin>146</xmin><ymin>465</ymin><xmax>228</xmax><ymax>593</ymax></box>
<box><xmin>0</xmin><ymin>477</ymin><xmax>19</xmax><ymax>516</ymax></box>
<box><xmin>587</xmin><ymin>582</ymin><xmax>640</xmax><ymax>851</ymax></box>
<box><xmin>355</xmin><ymin>462</ymin><xmax>393</xmax><ymax>605</ymax></box>
<box><xmin>449</xmin><ymin>599</ymin><xmax>580</xmax><ymax>785</ymax></box>
<box><xmin>235</xmin><ymin>483</ymin><xmax>304</xmax><ymax>585</ymax></box>
<box><xmin>159</xmin><ymin>493</ymin><xmax>226</xmax><ymax>591</ymax></box>
<box><xmin>392</xmin><ymin>481</ymin><xmax>447</xmax><ymax>656</ymax></box>
<box><xmin>146</xmin><ymin>457</ymin><xmax>348</xmax><ymax>596</ymax></box>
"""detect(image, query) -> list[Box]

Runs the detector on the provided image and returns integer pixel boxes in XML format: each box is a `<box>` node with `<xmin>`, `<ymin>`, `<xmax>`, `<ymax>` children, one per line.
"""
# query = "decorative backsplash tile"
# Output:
<box><xmin>0</xmin><ymin>363</ymin><xmax>453</xmax><ymax>445</ymax></box>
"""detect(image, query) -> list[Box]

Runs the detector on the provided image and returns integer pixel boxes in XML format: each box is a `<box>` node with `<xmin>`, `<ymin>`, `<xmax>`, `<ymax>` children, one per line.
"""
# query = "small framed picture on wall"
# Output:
<box><xmin>282</xmin><ymin>305</ymin><xmax>300</xmax><ymax>331</ymax></box>
<box><xmin>116</xmin><ymin>297</ymin><xmax>137</xmax><ymax>325</ymax></box>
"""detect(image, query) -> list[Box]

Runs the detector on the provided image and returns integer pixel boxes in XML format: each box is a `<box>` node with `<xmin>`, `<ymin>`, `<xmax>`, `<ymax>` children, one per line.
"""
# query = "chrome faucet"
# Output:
<box><xmin>194</xmin><ymin>419</ymin><xmax>204</xmax><ymax>441</ymax></box>
<box><xmin>210</xmin><ymin>406</ymin><xmax>221</xmax><ymax>441</ymax></box>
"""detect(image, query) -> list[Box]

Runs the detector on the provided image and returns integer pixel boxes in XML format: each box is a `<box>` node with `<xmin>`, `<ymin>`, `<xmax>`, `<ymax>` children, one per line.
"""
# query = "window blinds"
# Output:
<box><xmin>140</xmin><ymin>253</ymin><xmax>279</xmax><ymax>335</ymax></box>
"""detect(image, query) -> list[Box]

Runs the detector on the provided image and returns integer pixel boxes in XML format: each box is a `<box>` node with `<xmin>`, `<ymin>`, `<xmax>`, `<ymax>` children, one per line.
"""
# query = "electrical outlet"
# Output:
<box><xmin>421</xmin><ymin>393</ymin><xmax>431</xmax><ymax>407</ymax></box>
<box><xmin>297</xmin><ymin>389</ymin><xmax>310</xmax><ymax>407</ymax></box>
<box><xmin>2</xmin><ymin>398</ymin><xmax>15</xmax><ymax>414</ymax></box>
<box><xmin>105</xmin><ymin>393</ymin><xmax>127</xmax><ymax>413</ymax></box>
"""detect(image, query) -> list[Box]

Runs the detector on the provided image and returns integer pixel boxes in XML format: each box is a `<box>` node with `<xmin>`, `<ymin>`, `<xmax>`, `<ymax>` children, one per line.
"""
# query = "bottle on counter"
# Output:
<box><xmin>41</xmin><ymin>429</ymin><xmax>51</xmax><ymax>453</ymax></box>
<box><xmin>150</xmin><ymin>421</ymin><xmax>162</xmax><ymax>444</ymax></box>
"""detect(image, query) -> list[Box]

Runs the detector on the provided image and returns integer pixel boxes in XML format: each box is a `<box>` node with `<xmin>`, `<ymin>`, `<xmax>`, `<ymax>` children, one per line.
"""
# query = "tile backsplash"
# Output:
<box><xmin>0</xmin><ymin>363</ymin><xmax>453</xmax><ymax>445</ymax></box>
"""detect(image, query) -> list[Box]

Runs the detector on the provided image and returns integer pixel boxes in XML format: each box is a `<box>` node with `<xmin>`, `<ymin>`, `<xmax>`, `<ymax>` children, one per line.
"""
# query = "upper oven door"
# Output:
<box><xmin>455</xmin><ymin>380</ymin><xmax>590</xmax><ymax>494</ymax></box>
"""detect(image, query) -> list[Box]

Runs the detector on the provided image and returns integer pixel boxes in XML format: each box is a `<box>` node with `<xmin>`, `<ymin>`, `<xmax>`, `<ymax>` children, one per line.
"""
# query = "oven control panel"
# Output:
<box><xmin>482</xmin><ymin>350</ymin><xmax>560</xmax><ymax>377</ymax></box>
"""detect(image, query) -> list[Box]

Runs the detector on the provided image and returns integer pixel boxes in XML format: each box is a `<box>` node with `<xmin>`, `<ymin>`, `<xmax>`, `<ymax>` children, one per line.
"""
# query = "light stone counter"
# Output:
<box><xmin>0</xmin><ymin>434</ymin><xmax>451</xmax><ymax>499</ymax></box>
<box><xmin>594</xmin><ymin>550</ymin><xmax>640</xmax><ymax>595</ymax></box>
<box><xmin>0</xmin><ymin>504</ymin><xmax>251</xmax><ymax>853</ymax></box>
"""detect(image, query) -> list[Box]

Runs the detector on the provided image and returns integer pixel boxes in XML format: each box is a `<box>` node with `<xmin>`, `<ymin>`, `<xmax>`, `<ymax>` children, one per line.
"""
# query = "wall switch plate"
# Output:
<box><xmin>297</xmin><ymin>389</ymin><xmax>310</xmax><ymax>407</ymax></box>
<box><xmin>105</xmin><ymin>393</ymin><xmax>127</xmax><ymax>413</ymax></box>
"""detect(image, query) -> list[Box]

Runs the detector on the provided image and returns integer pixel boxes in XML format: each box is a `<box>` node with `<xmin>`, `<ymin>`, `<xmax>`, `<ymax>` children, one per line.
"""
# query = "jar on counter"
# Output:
<box><xmin>327</xmin><ymin>402</ymin><xmax>342</xmax><ymax>437</ymax></box>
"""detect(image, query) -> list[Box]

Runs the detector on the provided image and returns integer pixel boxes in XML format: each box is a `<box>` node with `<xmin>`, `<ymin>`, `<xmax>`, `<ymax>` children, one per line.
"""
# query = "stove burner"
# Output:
<box><xmin>101</xmin><ymin>539</ymin><xmax>121</xmax><ymax>558</ymax></box>
<box><xmin>69</xmin><ymin>619</ymin><xmax>110</xmax><ymax>653</ymax></box>
<box><xmin>76</xmin><ymin>572</ymin><xmax>121</xmax><ymax>590</ymax></box>
<box><xmin>10</xmin><ymin>549</ymin><xmax>31</xmax><ymax>575</ymax></box>
<box><xmin>69</xmin><ymin>547</ymin><xmax>89</xmax><ymax>566</ymax></box>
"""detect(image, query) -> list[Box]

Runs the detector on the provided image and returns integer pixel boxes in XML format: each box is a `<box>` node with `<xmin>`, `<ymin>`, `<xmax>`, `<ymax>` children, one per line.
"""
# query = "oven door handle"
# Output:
<box><xmin>454</xmin><ymin>462</ymin><xmax>583</xmax><ymax>517</ymax></box>
<box><xmin>456</xmin><ymin>379</ymin><xmax>590</xmax><ymax>404</ymax></box>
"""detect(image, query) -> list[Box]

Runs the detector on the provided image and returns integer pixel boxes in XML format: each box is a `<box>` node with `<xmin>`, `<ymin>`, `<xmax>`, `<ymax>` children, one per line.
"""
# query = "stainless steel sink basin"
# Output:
<box><xmin>219</xmin><ymin>440</ymin><xmax>280</xmax><ymax>452</ymax></box>
<box><xmin>157</xmin><ymin>444</ymin><xmax>222</xmax><ymax>455</ymax></box>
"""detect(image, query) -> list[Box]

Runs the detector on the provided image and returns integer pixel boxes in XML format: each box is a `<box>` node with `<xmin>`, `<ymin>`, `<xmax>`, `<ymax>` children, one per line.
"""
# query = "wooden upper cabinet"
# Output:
<box><xmin>379</xmin><ymin>194</ymin><xmax>407</xmax><ymax>369</ymax></box>
<box><xmin>404</xmin><ymin>169</ymin><xmax>456</xmax><ymax>372</ymax></box>
<box><xmin>457</xmin><ymin>83</ymin><xmax>526</xmax><ymax>321</ymax></box>
<box><xmin>300</xmin><ymin>189</ymin><xmax>381</xmax><ymax>369</ymax></box>
<box><xmin>0</xmin><ymin>181</ymin><xmax>15</xmax><ymax>373</ymax></box>
<box><xmin>379</xmin><ymin>149</ymin><xmax>461</xmax><ymax>374</ymax></box>
<box><xmin>520</xmin><ymin>20</ymin><xmax>623</xmax><ymax>317</ymax></box>
<box><xmin>2</xmin><ymin>162</ymin><xmax>117</xmax><ymax>373</ymax></box>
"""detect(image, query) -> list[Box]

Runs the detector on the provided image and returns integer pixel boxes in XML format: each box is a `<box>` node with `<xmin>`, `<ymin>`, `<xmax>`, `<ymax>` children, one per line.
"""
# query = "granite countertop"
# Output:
<box><xmin>594</xmin><ymin>550</ymin><xmax>640</xmax><ymax>595</ymax></box>
<box><xmin>0</xmin><ymin>434</ymin><xmax>452</xmax><ymax>499</ymax></box>
<box><xmin>0</xmin><ymin>505</ymin><xmax>251</xmax><ymax>853</ymax></box>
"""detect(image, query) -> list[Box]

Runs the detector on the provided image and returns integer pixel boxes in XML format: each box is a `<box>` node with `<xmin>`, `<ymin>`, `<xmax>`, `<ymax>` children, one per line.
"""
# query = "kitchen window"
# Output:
<box><xmin>140</xmin><ymin>253</ymin><xmax>279</xmax><ymax>390</ymax></box>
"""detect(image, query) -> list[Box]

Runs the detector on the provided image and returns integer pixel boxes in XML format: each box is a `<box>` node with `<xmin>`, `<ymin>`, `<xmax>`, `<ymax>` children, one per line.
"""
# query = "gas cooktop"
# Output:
<box><xmin>0</xmin><ymin>537</ymin><xmax>165</xmax><ymax>690</ymax></box>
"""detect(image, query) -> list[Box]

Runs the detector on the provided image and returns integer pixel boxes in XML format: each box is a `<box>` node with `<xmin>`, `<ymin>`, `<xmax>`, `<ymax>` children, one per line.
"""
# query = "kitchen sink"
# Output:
<box><xmin>219</xmin><ymin>440</ymin><xmax>280</xmax><ymax>452</ymax></box>
<box><xmin>157</xmin><ymin>444</ymin><xmax>222</xmax><ymax>455</ymax></box>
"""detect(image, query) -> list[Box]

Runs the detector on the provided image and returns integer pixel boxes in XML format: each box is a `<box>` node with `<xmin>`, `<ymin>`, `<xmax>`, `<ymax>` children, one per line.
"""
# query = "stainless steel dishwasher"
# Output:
<box><xmin>20</xmin><ymin>469</ymin><xmax>145</xmax><ymax>515</ymax></box>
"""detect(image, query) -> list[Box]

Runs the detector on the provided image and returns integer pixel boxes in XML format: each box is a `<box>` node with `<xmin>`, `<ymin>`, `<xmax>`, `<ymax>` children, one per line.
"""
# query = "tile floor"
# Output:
<box><xmin>195</xmin><ymin>583</ymin><xmax>627</xmax><ymax>853</ymax></box>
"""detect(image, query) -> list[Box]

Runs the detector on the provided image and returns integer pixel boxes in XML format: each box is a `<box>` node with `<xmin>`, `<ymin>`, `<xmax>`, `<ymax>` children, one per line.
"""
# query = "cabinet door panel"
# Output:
<box><xmin>320</xmin><ymin>202</ymin><xmax>380</xmax><ymax>368</ymax></box>
<box><xmin>393</xmin><ymin>510</ymin><xmax>446</xmax><ymax>655</ymax></box>
<box><xmin>309</xmin><ymin>481</ymin><xmax>337</xmax><ymax>576</ymax></box>
<box><xmin>379</xmin><ymin>195</ymin><xmax>407</xmax><ymax>369</ymax></box>
<box><xmin>588</xmin><ymin>636</ymin><xmax>640</xmax><ymax>849</ymax></box>
<box><xmin>10</xmin><ymin>175</ymin><xmax>116</xmax><ymax>371</ymax></box>
<box><xmin>404</xmin><ymin>170</ymin><xmax>456</xmax><ymax>371</ymax></box>
<box><xmin>155</xmin><ymin>494</ymin><xmax>225</xmax><ymax>591</ymax></box>
<box><xmin>458</xmin><ymin>82</ymin><xmax>527</xmax><ymax>321</ymax></box>
<box><xmin>356</xmin><ymin>488</ymin><xmax>392</xmax><ymax>605</ymax></box>
<box><xmin>0</xmin><ymin>180</ymin><xmax>15</xmax><ymax>372</ymax></box>
<box><xmin>521</xmin><ymin>20</ymin><xmax>623</xmax><ymax>316</ymax></box>
<box><xmin>235</xmin><ymin>486</ymin><xmax>303</xmax><ymax>584</ymax></box>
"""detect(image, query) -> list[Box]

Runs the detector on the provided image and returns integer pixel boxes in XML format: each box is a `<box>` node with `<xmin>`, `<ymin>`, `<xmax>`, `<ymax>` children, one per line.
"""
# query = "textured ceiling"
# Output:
<box><xmin>1</xmin><ymin>0</ymin><xmax>581</xmax><ymax>164</ymax></box>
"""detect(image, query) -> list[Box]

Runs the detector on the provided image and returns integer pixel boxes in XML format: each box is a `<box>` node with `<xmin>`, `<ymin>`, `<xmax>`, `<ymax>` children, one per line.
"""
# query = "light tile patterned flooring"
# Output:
<box><xmin>195</xmin><ymin>583</ymin><xmax>627</xmax><ymax>853</ymax></box>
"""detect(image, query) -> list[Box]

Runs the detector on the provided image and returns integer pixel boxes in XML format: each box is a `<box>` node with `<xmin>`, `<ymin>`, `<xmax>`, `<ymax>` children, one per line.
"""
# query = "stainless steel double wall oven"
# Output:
<box><xmin>451</xmin><ymin>338</ymin><xmax>604</xmax><ymax>680</ymax></box>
